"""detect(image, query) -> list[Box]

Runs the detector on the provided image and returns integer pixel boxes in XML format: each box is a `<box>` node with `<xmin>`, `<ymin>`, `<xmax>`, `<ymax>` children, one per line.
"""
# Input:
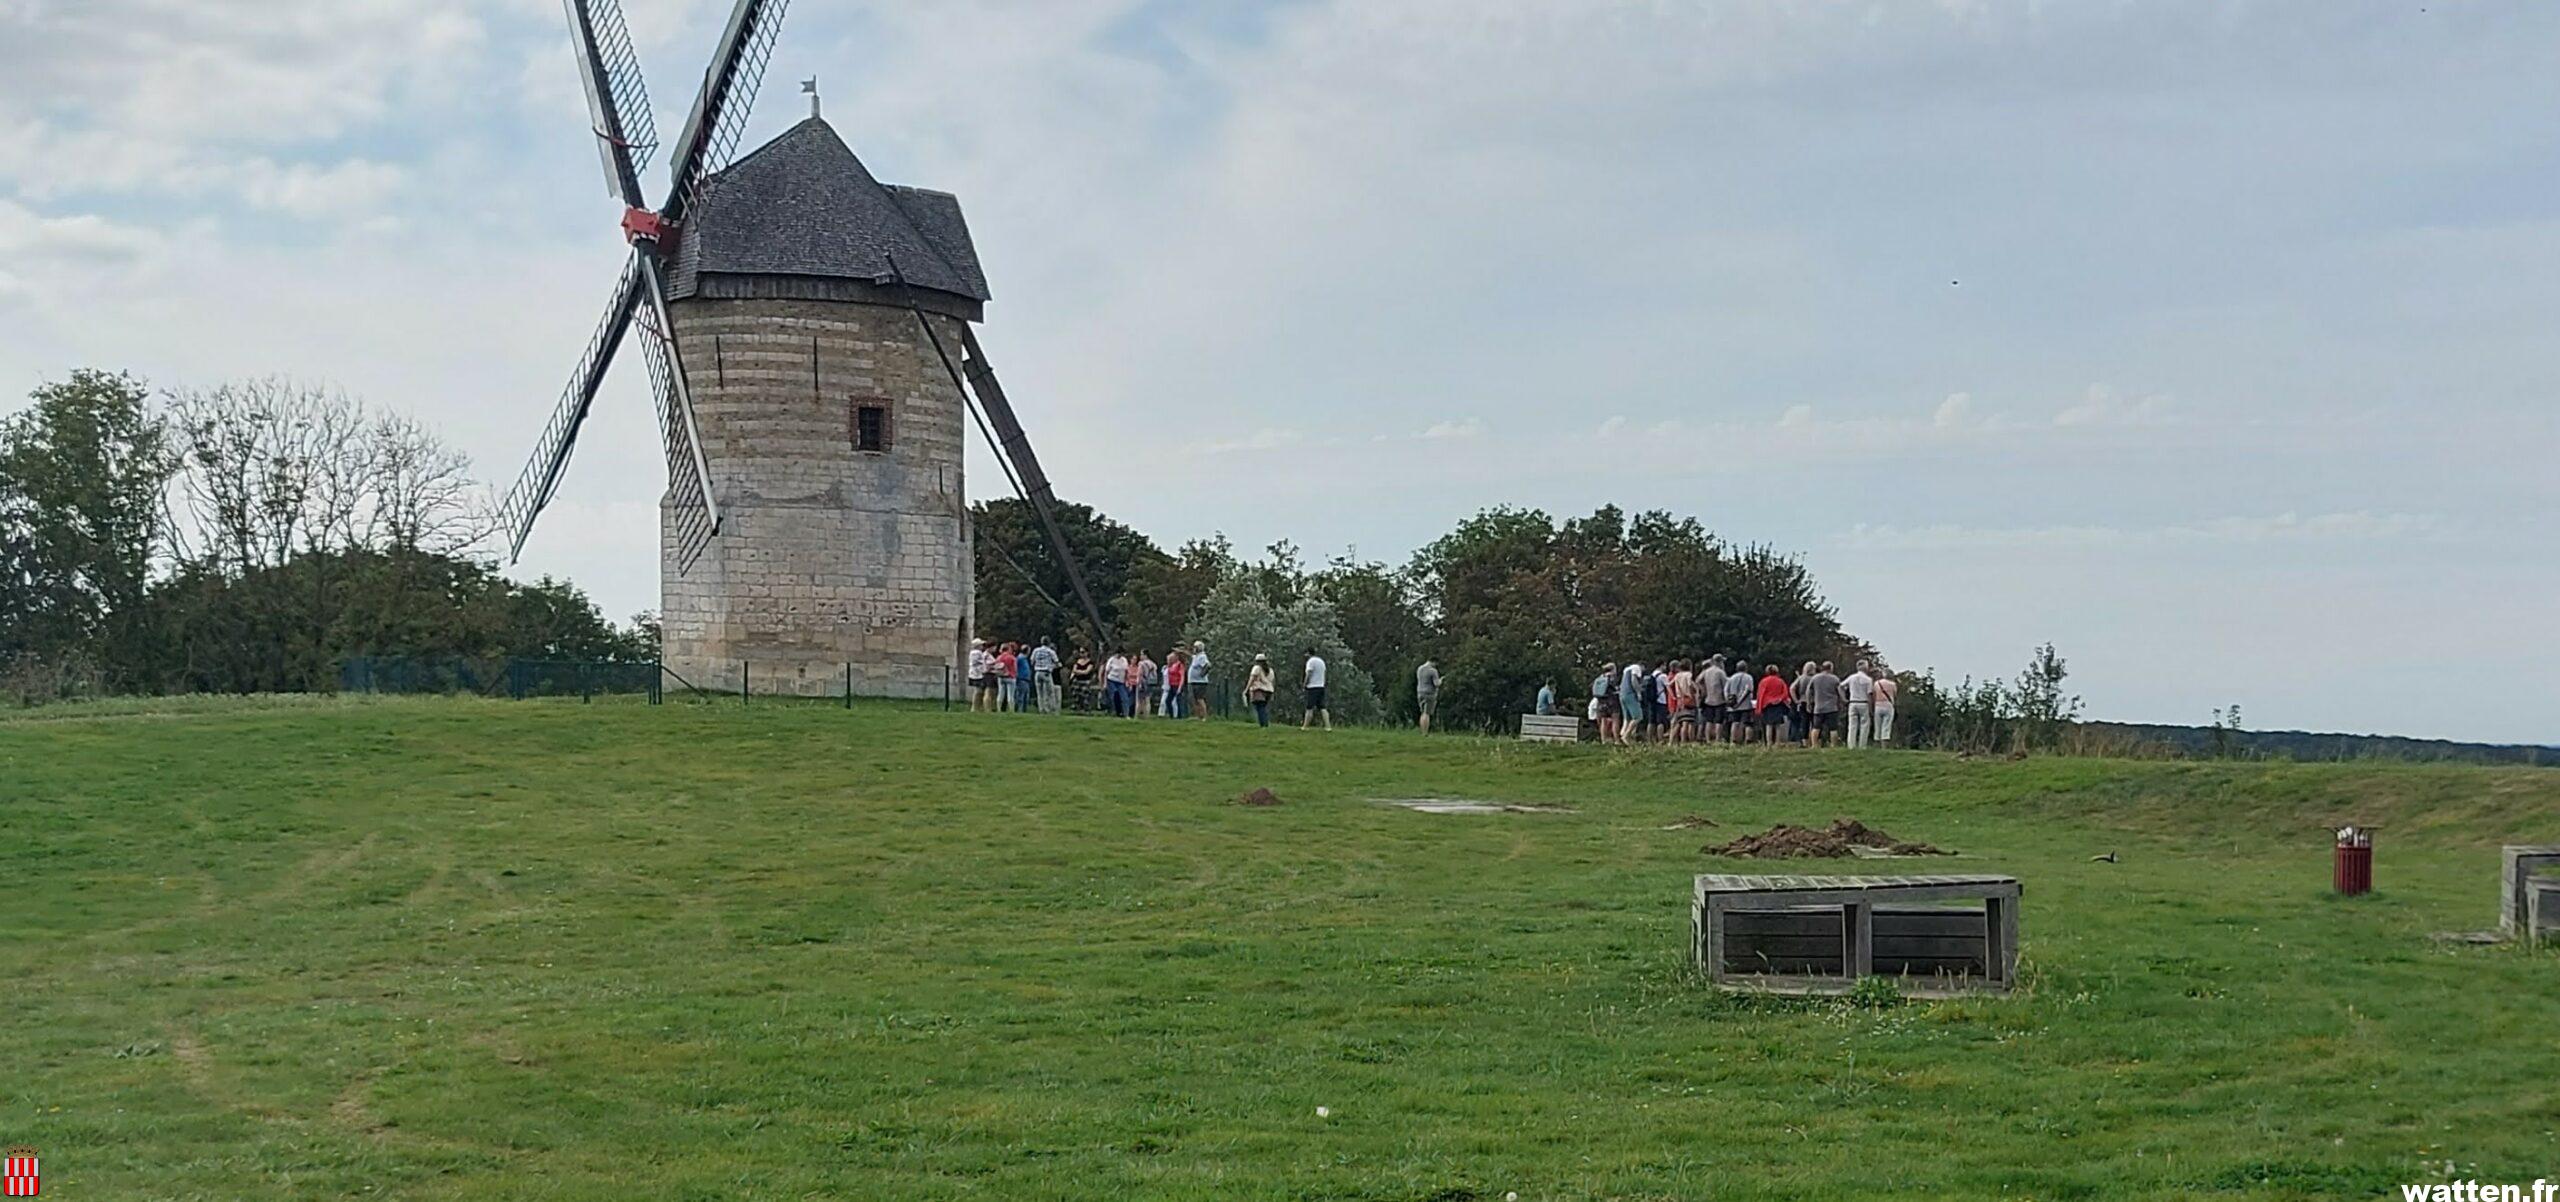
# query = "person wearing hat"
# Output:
<box><xmin>1245</xmin><ymin>653</ymin><xmax>1276</xmax><ymax>727</ymax></box>
<box><xmin>1187</xmin><ymin>641</ymin><xmax>1212</xmax><ymax>721</ymax></box>
<box><xmin>967</xmin><ymin>639</ymin><xmax>994</xmax><ymax>712</ymax></box>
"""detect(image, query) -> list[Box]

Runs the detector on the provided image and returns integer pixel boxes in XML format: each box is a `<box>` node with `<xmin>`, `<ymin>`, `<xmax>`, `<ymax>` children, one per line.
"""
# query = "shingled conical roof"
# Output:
<box><xmin>671</xmin><ymin>117</ymin><xmax>990</xmax><ymax>305</ymax></box>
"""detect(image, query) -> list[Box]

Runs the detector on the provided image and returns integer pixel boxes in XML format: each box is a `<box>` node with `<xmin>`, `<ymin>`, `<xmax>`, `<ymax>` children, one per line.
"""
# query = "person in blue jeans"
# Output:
<box><xmin>1013</xmin><ymin>647</ymin><xmax>1034</xmax><ymax>712</ymax></box>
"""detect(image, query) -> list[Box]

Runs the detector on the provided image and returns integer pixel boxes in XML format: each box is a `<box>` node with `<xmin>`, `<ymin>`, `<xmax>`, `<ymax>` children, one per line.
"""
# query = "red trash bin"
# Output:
<box><xmin>2333</xmin><ymin>825</ymin><xmax>2374</xmax><ymax>895</ymax></box>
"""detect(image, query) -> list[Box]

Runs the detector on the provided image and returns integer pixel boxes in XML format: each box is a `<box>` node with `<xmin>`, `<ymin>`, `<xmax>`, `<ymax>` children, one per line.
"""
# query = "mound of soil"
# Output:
<box><xmin>1706</xmin><ymin>817</ymin><xmax>1948</xmax><ymax>859</ymax></box>
<box><xmin>1236</xmin><ymin>787</ymin><xmax>1284</xmax><ymax>807</ymax></box>
<box><xmin>1660</xmin><ymin>814</ymin><xmax>1721</xmax><ymax>830</ymax></box>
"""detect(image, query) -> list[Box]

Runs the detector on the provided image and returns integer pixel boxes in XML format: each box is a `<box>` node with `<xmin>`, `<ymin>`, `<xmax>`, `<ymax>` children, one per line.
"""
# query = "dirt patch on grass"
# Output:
<box><xmin>1707</xmin><ymin>817</ymin><xmax>1949</xmax><ymax>859</ymax></box>
<box><xmin>1236</xmin><ymin>787</ymin><xmax>1284</xmax><ymax>807</ymax></box>
<box><xmin>1380</xmin><ymin>799</ymin><xmax>1576</xmax><ymax>815</ymax></box>
<box><xmin>1660</xmin><ymin>814</ymin><xmax>1720</xmax><ymax>830</ymax></box>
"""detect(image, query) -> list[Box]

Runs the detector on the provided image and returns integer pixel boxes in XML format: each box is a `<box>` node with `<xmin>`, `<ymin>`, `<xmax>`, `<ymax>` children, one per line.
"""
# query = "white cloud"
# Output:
<box><xmin>0</xmin><ymin>0</ymin><xmax>482</xmax><ymax>215</ymax></box>
<box><xmin>2054</xmin><ymin>384</ymin><xmax>2173</xmax><ymax>428</ymax></box>
<box><xmin>1932</xmin><ymin>391</ymin><xmax>1973</xmax><ymax>428</ymax></box>
<box><xmin>1595</xmin><ymin>415</ymin><xmax>1629</xmax><ymax>438</ymax></box>
<box><xmin>1840</xmin><ymin>511</ymin><xmax>2442</xmax><ymax>552</ymax></box>
<box><xmin>0</xmin><ymin>200</ymin><xmax>166</xmax><ymax>263</ymax></box>
<box><xmin>1203</xmin><ymin>426</ymin><xmax>1302</xmax><ymax>454</ymax></box>
<box><xmin>1417</xmin><ymin>417</ymin><xmax>1483</xmax><ymax>440</ymax></box>
<box><xmin>235</xmin><ymin>158</ymin><xmax>410</xmax><ymax>222</ymax></box>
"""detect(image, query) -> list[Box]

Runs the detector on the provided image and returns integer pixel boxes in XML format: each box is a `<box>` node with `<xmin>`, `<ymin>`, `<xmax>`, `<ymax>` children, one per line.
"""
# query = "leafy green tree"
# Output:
<box><xmin>0</xmin><ymin>370</ymin><xmax>174</xmax><ymax>686</ymax></box>
<box><xmin>1406</xmin><ymin>505</ymin><xmax>1870</xmax><ymax>733</ymax></box>
<box><xmin>1184</xmin><ymin>576</ymin><xmax>1381</xmax><ymax>725</ymax></box>
<box><xmin>2012</xmin><ymin>642</ymin><xmax>2082</xmax><ymax>751</ymax></box>
<box><xmin>1113</xmin><ymin>536</ymin><xmax>1235</xmax><ymax>660</ymax></box>
<box><xmin>971</xmin><ymin>497</ymin><xmax>1160</xmax><ymax>653</ymax></box>
<box><xmin>1310</xmin><ymin>553</ymin><xmax>1428</xmax><ymax>720</ymax></box>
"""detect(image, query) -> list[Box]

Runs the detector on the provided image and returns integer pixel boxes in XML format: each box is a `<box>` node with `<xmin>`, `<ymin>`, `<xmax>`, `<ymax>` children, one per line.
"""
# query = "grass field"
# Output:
<box><xmin>6</xmin><ymin>696</ymin><xmax>2557</xmax><ymax>1200</ymax></box>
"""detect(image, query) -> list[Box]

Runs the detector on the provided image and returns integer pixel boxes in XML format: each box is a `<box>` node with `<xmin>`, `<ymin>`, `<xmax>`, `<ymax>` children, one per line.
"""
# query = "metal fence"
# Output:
<box><xmin>338</xmin><ymin>656</ymin><xmax>663</xmax><ymax>703</ymax></box>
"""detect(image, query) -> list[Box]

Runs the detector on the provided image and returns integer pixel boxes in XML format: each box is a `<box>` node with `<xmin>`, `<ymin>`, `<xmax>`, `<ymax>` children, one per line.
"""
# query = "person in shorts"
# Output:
<box><xmin>1592</xmin><ymin>665</ymin><xmax>1619</xmax><ymax>742</ymax></box>
<box><xmin>1619</xmin><ymin>661</ymin><xmax>1646</xmax><ymax>745</ymax></box>
<box><xmin>1187</xmin><ymin>642</ymin><xmax>1212</xmax><ymax>720</ymax></box>
<box><xmin>1724</xmin><ymin>661</ymin><xmax>1756</xmax><ymax>744</ymax></box>
<box><xmin>1807</xmin><ymin>660</ymin><xmax>1843</xmax><ymax>747</ymax></box>
<box><xmin>1301</xmin><ymin>648</ymin><xmax>1332</xmax><ymax>730</ymax></box>
<box><xmin>1755</xmin><ymin>662</ymin><xmax>1793</xmax><ymax>745</ymax></box>
<box><xmin>969</xmin><ymin>639</ymin><xmax>997</xmax><ymax>711</ymax></box>
<box><xmin>1415</xmin><ymin>658</ymin><xmax>1441</xmax><ymax>734</ymax></box>
<box><xmin>1697</xmin><ymin>655</ymin><xmax>1728</xmax><ymax>744</ymax></box>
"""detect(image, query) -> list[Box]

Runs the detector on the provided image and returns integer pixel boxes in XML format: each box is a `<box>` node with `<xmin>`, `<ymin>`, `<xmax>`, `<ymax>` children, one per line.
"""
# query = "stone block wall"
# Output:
<box><xmin>659</xmin><ymin>297</ymin><xmax>974</xmax><ymax>698</ymax></box>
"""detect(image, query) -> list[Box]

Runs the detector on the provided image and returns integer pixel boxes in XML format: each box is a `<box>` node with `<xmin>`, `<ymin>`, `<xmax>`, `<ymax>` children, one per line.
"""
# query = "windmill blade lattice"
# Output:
<box><xmin>663</xmin><ymin>0</ymin><xmax>791</xmax><ymax>223</ymax></box>
<box><xmin>563</xmin><ymin>0</ymin><xmax>659</xmax><ymax>195</ymax></box>
<box><xmin>497</xmin><ymin>256</ymin><xmax>646</xmax><ymax>562</ymax></box>
<box><xmin>631</xmin><ymin>255</ymin><xmax>719</xmax><ymax>573</ymax></box>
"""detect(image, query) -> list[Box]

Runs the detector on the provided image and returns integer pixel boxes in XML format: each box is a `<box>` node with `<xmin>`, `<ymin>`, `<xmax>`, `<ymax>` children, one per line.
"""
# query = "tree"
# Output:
<box><xmin>970</xmin><ymin>497</ymin><xmax>1161</xmax><ymax>653</ymax></box>
<box><xmin>2012</xmin><ymin>642</ymin><xmax>2082</xmax><ymax>751</ymax></box>
<box><xmin>1114</xmin><ymin>536</ymin><xmax>1235</xmax><ymax>659</ymax></box>
<box><xmin>0</xmin><ymin>370</ymin><xmax>175</xmax><ymax>688</ymax></box>
<box><xmin>1406</xmin><ymin>505</ymin><xmax>1871</xmax><ymax>733</ymax></box>
<box><xmin>163</xmin><ymin>378</ymin><xmax>490</xmax><ymax>571</ymax></box>
<box><xmin>1310</xmin><ymin>553</ymin><xmax>1428</xmax><ymax>720</ymax></box>
<box><xmin>1184</xmin><ymin>575</ymin><xmax>1382</xmax><ymax>725</ymax></box>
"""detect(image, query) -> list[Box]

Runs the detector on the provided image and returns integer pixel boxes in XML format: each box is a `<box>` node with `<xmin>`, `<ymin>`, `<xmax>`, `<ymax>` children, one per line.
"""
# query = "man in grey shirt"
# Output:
<box><xmin>1697</xmin><ymin>655</ymin><xmax>1728</xmax><ymax>745</ymax></box>
<box><xmin>1807</xmin><ymin>661</ymin><xmax>1844</xmax><ymax>748</ymax></box>
<box><xmin>1415</xmin><ymin>659</ymin><xmax>1442</xmax><ymax>734</ymax></box>
<box><xmin>1031</xmin><ymin>638</ymin><xmax>1062</xmax><ymax>714</ymax></box>
<box><xmin>1723</xmin><ymin>662</ymin><xmax>1755</xmax><ymax>743</ymax></box>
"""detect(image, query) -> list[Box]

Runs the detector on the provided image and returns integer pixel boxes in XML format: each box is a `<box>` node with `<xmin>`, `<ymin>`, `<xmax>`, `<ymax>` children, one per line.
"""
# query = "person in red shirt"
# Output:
<box><xmin>995</xmin><ymin>644</ymin><xmax>1019</xmax><ymax>712</ymax></box>
<box><xmin>1754</xmin><ymin>662</ymin><xmax>1794</xmax><ymax>746</ymax></box>
<box><xmin>1163</xmin><ymin>650</ymin><xmax>1188</xmax><ymax>718</ymax></box>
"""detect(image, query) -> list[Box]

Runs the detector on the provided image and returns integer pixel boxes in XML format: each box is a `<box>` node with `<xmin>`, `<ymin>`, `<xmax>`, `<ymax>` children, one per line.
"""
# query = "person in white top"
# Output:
<box><xmin>968</xmin><ymin>640</ymin><xmax>994</xmax><ymax>712</ymax></box>
<box><xmin>1843</xmin><ymin>660</ymin><xmax>1877</xmax><ymax>749</ymax></box>
<box><xmin>1301</xmin><ymin>648</ymin><xmax>1332</xmax><ymax>730</ymax></box>
<box><xmin>1871</xmin><ymin>670</ymin><xmax>1899</xmax><ymax>746</ymax></box>
<box><xmin>1103</xmin><ymin>651</ymin><xmax>1132</xmax><ymax>718</ymax></box>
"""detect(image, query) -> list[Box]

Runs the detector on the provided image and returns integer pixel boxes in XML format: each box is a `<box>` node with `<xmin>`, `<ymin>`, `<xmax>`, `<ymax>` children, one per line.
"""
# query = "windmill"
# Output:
<box><xmin>497</xmin><ymin>0</ymin><xmax>1111</xmax><ymax>697</ymax></box>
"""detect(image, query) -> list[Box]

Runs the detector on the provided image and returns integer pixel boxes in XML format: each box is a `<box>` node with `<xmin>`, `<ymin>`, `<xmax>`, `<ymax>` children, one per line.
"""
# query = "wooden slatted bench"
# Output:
<box><xmin>2501</xmin><ymin>845</ymin><xmax>2560</xmax><ymax>938</ymax></box>
<box><xmin>1693</xmin><ymin>873</ymin><xmax>2021</xmax><ymax>997</ymax></box>
<box><xmin>1519</xmin><ymin>713</ymin><xmax>1582</xmax><ymax>744</ymax></box>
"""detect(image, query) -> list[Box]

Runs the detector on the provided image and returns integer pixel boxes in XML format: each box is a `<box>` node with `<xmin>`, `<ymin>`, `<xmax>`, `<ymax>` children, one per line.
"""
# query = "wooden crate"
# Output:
<box><xmin>2501</xmin><ymin>845</ymin><xmax>2560</xmax><ymax>937</ymax></box>
<box><xmin>2530</xmin><ymin>879</ymin><xmax>2560</xmax><ymax>946</ymax></box>
<box><xmin>1693</xmin><ymin>873</ymin><xmax>2021</xmax><ymax>997</ymax></box>
<box><xmin>1518</xmin><ymin>714</ymin><xmax>1581</xmax><ymax>744</ymax></box>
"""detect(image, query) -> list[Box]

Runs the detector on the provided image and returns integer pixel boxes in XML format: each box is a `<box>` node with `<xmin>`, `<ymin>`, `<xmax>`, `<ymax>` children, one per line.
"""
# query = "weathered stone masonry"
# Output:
<box><xmin>659</xmin><ymin>297</ymin><xmax>973</xmax><ymax>698</ymax></box>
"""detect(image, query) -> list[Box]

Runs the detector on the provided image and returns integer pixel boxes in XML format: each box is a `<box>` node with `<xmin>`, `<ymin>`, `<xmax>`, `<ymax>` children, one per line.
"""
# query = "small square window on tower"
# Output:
<box><xmin>852</xmin><ymin>401</ymin><xmax>892</xmax><ymax>454</ymax></box>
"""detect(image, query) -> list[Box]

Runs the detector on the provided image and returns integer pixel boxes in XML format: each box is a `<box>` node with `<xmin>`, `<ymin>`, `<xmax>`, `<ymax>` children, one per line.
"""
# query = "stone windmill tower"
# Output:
<box><xmin>496</xmin><ymin>0</ymin><xmax>1109</xmax><ymax>698</ymax></box>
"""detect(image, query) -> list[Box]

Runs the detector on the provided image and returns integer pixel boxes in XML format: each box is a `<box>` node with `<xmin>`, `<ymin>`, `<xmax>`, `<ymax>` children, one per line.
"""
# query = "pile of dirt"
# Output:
<box><xmin>1660</xmin><ymin>814</ymin><xmax>1721</xmax><ymax>830</ymax></box>
<box><xmin>1236</xmin><ymin>787</ymin><xmax>1284</xmax><ymax>807</ymax></box>
<box><xmin>1706</xmin><ymin>817</ymin><xmax>1948</xmax><ymax>859</ymax></box>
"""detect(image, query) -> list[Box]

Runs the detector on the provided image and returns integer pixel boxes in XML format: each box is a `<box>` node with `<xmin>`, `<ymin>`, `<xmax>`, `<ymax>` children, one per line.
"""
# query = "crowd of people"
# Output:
<box><xmin>966</xmin><ymin>638</ymin><xmax>1340</xmax><ymax>730</ymax></box>
<box><xmin>969</xmin><ymin>637</ymin><xmax>1892</xmax><ymax>749</ymax></box>
<box><xmin>1541</xmin><ymin>656</ymin><xmax>1900</xmax><ymax>749</ymax></box>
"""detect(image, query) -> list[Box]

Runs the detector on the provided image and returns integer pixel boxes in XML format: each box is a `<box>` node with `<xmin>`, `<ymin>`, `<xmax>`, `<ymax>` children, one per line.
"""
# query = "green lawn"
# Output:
<box><xmin>6</xmin><ymin>696</ymin><xmax>2556</xmax><ymax>1200</ymax></box>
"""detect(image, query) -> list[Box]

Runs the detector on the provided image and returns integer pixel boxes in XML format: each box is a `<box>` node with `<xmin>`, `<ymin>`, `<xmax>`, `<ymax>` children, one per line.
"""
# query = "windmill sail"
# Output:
<box><xmin>497</xmin><ymin>257</ymin><xmax>644</xmax><ymax>562</ymax></box>
<box><xmin>879</xmin><ymin>253</ymin><xmax>1112</xmax><ymax>648</ymax></box>
<box><xmin>632</xmin><ymin>253</ymin><xmax>720</xmax><ymax>573</ymax></box>
<box><xmin>503</xmin><ymin>0</ymin><xmax>790</xmax><ymax>568</ymax></box>
<box><xmin>954</xmin><ymin>327</ymin><xmax>1114</xmax><ymax>650</ymax></box>
<box><xmin>664</xmin><ymin>0</ymin><xmax>791</xmax><ymax>223</ymax></box>
<box><xmin>562</xmin><ymin>0</ymin><xmax>657</xmax><ymax>201</ymax></box>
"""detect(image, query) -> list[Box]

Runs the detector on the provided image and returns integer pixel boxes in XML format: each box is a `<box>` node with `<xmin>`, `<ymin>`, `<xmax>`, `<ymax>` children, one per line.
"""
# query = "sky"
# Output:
<box><xmin>2</xmin><ymin>0</ymin><xmax>2555</xmax><ymax>744</ymax></box>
